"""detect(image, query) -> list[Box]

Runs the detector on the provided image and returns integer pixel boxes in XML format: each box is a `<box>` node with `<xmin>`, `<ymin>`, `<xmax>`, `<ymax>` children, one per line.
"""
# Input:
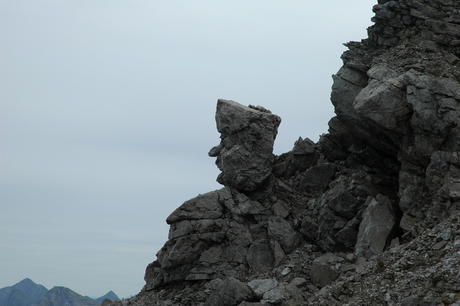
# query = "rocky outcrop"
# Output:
<box><xmin>144</xmin><ymin>101</ymin><xmax>299</xmax><ymax>291</ymax></box>
<box><xmin>111</xmin><ymin>0</ymin><xmax>460</xmax><ymax>305</ymax></box>
<box><xmin>208</xmin><ymin>100</ymin><xmax>281</xmax><ymax>191</ymax></box>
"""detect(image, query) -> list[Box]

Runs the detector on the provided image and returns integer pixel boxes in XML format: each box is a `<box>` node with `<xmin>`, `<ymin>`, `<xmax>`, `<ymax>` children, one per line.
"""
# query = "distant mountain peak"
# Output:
<box><xmin>0</xmin><ymin>279</ymin><xmax>120</xmax><ymax>306</ymax></box>
<box><xmin>40</xmin><ymin>286</ymin><xmax>99</xmax><ymax>306</ymax></box>
<box><xmin>95</xmin><ymin>290</ymin><xmax>120</xmax><ymax>303</ymax></box>
<box><xmin>0</xmin><ymin>278</ymin><xmax>48</xmax><ymax>306</ymax></box>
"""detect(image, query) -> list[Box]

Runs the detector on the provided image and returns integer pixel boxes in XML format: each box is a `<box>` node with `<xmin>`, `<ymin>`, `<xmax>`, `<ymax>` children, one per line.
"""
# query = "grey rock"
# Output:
<box><xmin>299</xmin><ymin>215</ymin><xmax>318</xmax><ymax>241</ymax></box>
<box><xmin>247</xmin><ymin>279</ymin><xmax>278</xmax><ymax>299</ymax></box>
<box><xmin>297</xmin><ymin>162</ymin><xmax>337</xmax><ymax>194</ymax></box>
<box><xmin>355</xmin><ymin>194</ymin><xmax>396</xmax><ymax>258</ymax></box>
<box><xmin>267</xmin><ymin>216</ymin><xmax>299</xmax><ymax>253</ymax></box>
<box><xmin>310</xmin><ymin>253</ymin><xmax>343</xmax><ymax>288</ymax></box>
<box><xmin>316</xmin><ymin>171</ymin><xmax>387</xmax><ymax>252</ymax></box>
<box><xmin>400</xmin><ymin>295</ymin><xmax>422</xmax><ymax>306</ymax></box>
<box><xmin>261</xmin><ymin>285</ymin><xmax>286</xmax><ymax>305</ymax></box>
<box><xmin>354</xmin><ymin>65</ymin><xmax>411</xmax><ymax>133</ymax></box>
<box><xmin>289</xmin><ymin>278</ymin><xmax>308</xmax><ymax>288</ymax></box>
<box><xmin>209</xmin><ymin>99</ymin><xmax>281</xmax><ymax>191</ymax></box>
<box><xmin>273</xmin><ymin>137</ymin><xmax>320</xmax><ymax>178</ymax></box>
<box><xmin>166</xmin><ymin>191</ymin><xmax>224</xmax><ymax>224</ymax></box>
<box><xmin>203</xmin><ymin>277</ymin><xmax>254</xmax><ymax>306</ymax></box>
<box><xmin>432</xmin><ymin>240</ymin><xmax>448</xmax><ymax>250</ymax></box>
<box><xmin>246</xmin><ymin>240</ymin><xmax>274</xmax><ymax>272</ymax></box>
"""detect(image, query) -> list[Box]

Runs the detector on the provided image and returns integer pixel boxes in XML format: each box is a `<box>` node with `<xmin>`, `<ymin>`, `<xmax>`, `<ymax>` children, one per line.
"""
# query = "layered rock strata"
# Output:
<box><xmin>112</xmin><ymin>0</ymin><xmax>460</xmax><ymax>305</ymax></box>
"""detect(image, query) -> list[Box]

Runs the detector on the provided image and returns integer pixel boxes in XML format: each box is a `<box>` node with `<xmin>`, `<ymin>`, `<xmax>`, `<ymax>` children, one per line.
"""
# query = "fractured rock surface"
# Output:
<box><xmin>209</xmin><ymin>99</ymin><xmax>281</xmax><ymax>192</ymax></box>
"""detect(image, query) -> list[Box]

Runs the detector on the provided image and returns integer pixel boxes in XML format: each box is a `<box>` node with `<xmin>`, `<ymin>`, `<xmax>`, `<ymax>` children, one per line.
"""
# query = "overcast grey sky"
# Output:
<box><xmin>0</xmin><ymin>0</ymin><xmax>374</xmax><ymax>298</ymax></box>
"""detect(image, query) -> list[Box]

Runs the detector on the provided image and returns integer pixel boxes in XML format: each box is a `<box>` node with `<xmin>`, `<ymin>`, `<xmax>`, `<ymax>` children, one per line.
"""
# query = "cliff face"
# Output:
<box><xmin>113</xmin><ymin>1</ymin><xmax>460</xmax><ymax>305</ymax></box>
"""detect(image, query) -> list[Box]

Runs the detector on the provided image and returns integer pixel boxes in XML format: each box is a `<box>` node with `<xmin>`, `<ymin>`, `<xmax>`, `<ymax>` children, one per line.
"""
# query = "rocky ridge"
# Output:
<box><xmin>111</xmin><ymin>0</ymin><xmax>460</xmax><ymax>305</ymax></box>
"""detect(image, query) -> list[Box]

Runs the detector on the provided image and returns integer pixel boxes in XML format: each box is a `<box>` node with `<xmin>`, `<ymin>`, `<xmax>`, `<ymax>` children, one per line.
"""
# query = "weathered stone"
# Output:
<box><xmin>272</xmin><ymin>201</ymin><xmax>289</xmax><ymax>218</ymax></box>
<box><xmin>261</xmin><ymin>285</ymin><xmax>286</xmax><ymax>305</ymax></box>
<box><xmin>166</xmin><ymin>191</ymin><xmax>224</xmax><ymax>223</ymax></box>
<box><xmin>299</xmin><ymin>216</ymin><xmax>318</xmax><ymax>241</ymax></box>
<box><xmin>400</xmin><ymin>296</ymin><xmax>422</xmax><ymax>306</ymax></box>
<box><xmin>267</xmin><ymin>216</ymin><xmax>300</xmax><ymax>253</ymax></box>
<box><xmin>355</xmin><ymin>194</ymin><xmax>396</xmax><ymax>258</ymax></box>
<box><xmin>237</xmin><ymin>302</ymin><xmax>263</xmax><ymax>306</ymax></box>
<box><xmin>297</xmin><ymin>162</ymin><xmax>337</xmax><ymax>194</ymax></box>
<box><xmin>247</xmin><ymin>279</ymin><xmax>278</xmax><ymax>299</ymax></box>
<box><xmin>432</xmin><ymin>240</ymin><xmax>448</xmax><ymax>250</ymax></box>
<box><xmin>289</xmin><ymin>278</ymin><xmax>308</xmax><ymax>288</ymax></box>
<box><xmin>209</xmin><ymin>99</ymin><xmax>281</xmax><ymax>191</ymax></box>
<box><xmin>203</xmin><ymin>277</ymin><xmax>255</xmax><ymax>306</ymax></box>
<box><xmin>246</xmin><ymin>240</ymin><xmax>274</xmax><ymax>272</ymax></box>
<box><xmin>310</xmin><ymin>253</ymin><xmax>343</xmax><ymax>288</ymax></box>
<box><xmin>354</xmin><ymin>65</ymin><xmax>411</xmax><ymax>133</ymax></box>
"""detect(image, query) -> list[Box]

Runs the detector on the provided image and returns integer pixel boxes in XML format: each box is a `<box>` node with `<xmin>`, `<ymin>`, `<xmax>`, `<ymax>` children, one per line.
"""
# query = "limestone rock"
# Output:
<box><xmin>209</xmin><ymin>99</ymin><xmax>281</xmax><ymax>191</ymax></box>
<box><xmin>355</xmin><ymin>194</ymin><xmax>396</xmax><ymax>258</ymax></box>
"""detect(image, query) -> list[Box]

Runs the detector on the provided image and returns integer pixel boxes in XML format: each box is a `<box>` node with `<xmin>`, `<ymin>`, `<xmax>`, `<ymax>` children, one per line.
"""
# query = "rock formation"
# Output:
<box><xmin>209</xmin><ymin>100</ymin><xmax>281</xmax><ymax>191</ymax></box>
<box><xmin>143</xmin><ymin>100</ymin><xmax>297</xmax><ymax>291</ymax></box>
<box><xmin>110</xmin><ymin>0</ymin><xmax>460</xmax><ymax>305</ymax></box>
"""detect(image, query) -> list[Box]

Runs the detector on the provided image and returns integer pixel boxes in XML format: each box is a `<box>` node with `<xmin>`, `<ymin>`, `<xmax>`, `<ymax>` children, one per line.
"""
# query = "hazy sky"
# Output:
<box><xmin>0</xmin><ymin>0</ymin><xmax>374</xmax><ymax>298</ymax></box>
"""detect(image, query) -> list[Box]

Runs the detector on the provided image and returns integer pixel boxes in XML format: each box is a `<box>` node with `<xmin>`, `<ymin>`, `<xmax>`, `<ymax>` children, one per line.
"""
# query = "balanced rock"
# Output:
<box><xmin>209</xmin><ymin>99</ymin><xmax>281</xmax><ymax>191</ymax></box>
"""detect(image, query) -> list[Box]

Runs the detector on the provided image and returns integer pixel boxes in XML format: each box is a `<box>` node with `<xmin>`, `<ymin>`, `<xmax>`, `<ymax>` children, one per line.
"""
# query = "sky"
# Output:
<box><xmin>0</xmin><ymin>0</ymin><xmax>375</xmax><ymax>299</ymax></box>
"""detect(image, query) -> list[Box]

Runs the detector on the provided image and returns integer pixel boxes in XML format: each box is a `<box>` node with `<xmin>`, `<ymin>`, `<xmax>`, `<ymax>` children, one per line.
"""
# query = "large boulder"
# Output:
<box><xmin>355</xmin><ymin>194</ymin><xmax>396</xmax><ymax>258</ymax></box>
<box><xmin>203</xmin><ymin>278</ymin><xmax>255</xmax><ymax>306</ymax></box>
<box><xmin>310</xmin><ymin>253</ymin><xmax>344</xmax><ymax>288</ymax></box>
<box><xmin>209</xmin><ymin>99</ymin><xmax>281</xmax><ymax>191</ymax></box>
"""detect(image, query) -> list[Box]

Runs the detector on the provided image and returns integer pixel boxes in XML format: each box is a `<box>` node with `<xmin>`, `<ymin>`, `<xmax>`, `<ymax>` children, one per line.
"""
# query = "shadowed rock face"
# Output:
<box><xmin>209</xmin><ymin>99</ymin><xmax>281</xmax><ymax>191</ymax></box>
<box><xmin>328</xmin><ymin>0</ymin><xmax>460</xmax><ymax>228</ymax></box>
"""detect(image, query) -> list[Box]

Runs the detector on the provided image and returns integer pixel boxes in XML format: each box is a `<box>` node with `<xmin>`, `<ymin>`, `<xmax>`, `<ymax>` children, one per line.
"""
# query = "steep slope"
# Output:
<box><xmin>39</xmin><ymin>287</ymin><xmax>99</xmax><ymax>306</ymax></box>
<box><xmin>110</xmin><ymin>0</ymin><xmax>460</xmax><ymax>305</ymax></box>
